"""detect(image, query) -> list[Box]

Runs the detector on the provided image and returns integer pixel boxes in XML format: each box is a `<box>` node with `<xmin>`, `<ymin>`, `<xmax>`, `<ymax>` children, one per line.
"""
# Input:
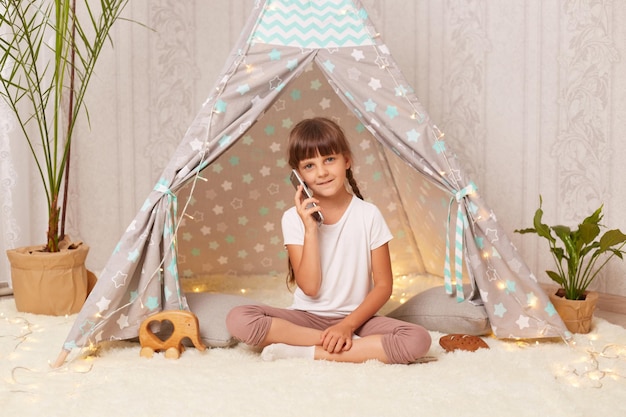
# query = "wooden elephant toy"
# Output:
<box><xmin>139</xmin><ymin>310</ymin><xmax>207</xmax><ymax>359</ymax></box>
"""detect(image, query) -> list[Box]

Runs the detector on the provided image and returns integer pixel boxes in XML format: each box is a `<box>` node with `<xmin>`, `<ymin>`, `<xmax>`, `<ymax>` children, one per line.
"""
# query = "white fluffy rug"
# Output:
<box><xmin>2</xmin><ymin>295</ymin><xmax>626</xmax><ymax>417</ymax></box>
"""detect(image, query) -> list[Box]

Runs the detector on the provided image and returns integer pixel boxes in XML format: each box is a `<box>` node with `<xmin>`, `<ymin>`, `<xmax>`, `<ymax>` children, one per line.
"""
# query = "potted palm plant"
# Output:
<box><xmin>1</xmin><ymin>0</ymin><xmax>130</xmax><ymax>314</ymax></box>
<box><xmin>515</xmin><ymin>196</ymin><xmax>626</xmax><ymax>333</ymax></box>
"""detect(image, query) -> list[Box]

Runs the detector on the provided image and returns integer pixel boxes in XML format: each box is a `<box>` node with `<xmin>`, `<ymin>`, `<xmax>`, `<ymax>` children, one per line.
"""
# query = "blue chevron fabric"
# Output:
<box><xmin>251</xmin><ymin>0</ymin><xmax>374</xmax><ymax>48</ymax></box>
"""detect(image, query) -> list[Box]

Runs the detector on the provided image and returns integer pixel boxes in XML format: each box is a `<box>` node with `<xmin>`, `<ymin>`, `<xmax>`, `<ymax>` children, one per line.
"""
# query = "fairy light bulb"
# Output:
<box><xmin>432</xmin><ymin>125</ymin><xmax>445</xmax><ymax>139</ymax></box>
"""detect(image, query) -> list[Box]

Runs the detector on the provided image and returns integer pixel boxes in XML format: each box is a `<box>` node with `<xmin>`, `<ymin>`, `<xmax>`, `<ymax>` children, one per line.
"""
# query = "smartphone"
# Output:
<box><xmin>290</xmin><ymin>169</ymin><xmax>324</xmax><ymax>225</ymax></box>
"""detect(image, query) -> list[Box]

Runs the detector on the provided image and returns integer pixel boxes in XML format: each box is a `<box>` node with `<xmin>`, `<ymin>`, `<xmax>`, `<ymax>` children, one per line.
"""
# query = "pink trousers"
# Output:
<box><xmin>226</xmin><ymin>304</ymin><xmax>431</xmax><ymax>364</ymax></box>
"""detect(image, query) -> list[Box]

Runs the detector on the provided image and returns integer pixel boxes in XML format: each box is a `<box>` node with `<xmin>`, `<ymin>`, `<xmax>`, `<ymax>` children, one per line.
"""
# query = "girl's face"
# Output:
<box><xmin>297</xmin><ymin>152</ymin><xmax>351</xmax><ymax>199</ymax></box>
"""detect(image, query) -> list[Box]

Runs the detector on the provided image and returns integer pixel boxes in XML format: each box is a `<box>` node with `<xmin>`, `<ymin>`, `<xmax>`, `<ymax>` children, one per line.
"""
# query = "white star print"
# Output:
<box><xmin>96</xmin><ymin>296</ymin><xmax>111</xmax><ymax>312</ymax></box>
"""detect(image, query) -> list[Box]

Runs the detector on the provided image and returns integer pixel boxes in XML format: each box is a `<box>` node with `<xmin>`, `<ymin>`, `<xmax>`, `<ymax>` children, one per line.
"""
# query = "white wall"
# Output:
<box><xmin>11</xmin><ymin>0</ymin><xmax>625</xmax><ymax>296</ymax></box>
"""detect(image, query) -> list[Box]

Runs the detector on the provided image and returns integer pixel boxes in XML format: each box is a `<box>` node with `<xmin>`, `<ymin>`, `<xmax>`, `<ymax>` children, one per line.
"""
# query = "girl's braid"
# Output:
<box><xmin>346</xmin><ymin>168</ymin><xmax>363</xmax><ymax>200</ymax></box>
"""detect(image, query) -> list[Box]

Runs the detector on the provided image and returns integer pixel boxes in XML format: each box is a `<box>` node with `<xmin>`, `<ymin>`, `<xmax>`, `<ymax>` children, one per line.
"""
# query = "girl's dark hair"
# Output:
<box><xmin>286</xmin><ymin>117</ymin><xmax>364</xmax><ymax>288</ymax></box>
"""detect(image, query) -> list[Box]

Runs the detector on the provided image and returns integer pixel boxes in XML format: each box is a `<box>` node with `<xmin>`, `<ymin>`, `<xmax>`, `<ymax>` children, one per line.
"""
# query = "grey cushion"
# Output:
<box><xmin>386</xmin><ymin>285</ymin><xmax>491</xmax><ymax>336</ymax></box>
<box><xmin>185</xmin><ymin>292</ymin><xmax>262</xmax><ymax>347</ymax></box>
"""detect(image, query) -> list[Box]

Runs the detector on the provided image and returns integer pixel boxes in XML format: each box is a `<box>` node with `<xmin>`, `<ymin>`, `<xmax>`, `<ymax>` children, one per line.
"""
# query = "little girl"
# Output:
<box><xmin>226</xmin><ymin>117</ymin><xmax>431</xmax><ymax>364</ymax></box>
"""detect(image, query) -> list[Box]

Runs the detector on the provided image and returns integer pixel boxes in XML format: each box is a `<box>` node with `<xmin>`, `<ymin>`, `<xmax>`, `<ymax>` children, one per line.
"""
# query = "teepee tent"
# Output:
<box><xmin>59</xmin><ymin>0</ymin><xmax>567</xmax><ymax>356</ymax></box>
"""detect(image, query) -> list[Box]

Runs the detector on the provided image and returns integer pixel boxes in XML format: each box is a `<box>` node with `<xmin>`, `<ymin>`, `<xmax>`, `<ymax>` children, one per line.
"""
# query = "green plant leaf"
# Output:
<box><xmin>578</xmin><ymin>222</ymin><xmax>600</xmax><ymax>245</ymax></box>
<box><xmin>582</xmin><ymin>205</ymin><xmax>603</xmax><ymax>226</ymax></box>
<box><xmin>599</xmin><ymin>229</ymin><xmax>626</xmax><ymax>251</ymax></box>
<box><xmin>552</xmin><ymin>247</ymin><xmax>565</xmax><ymax>263</ymax></box>
<box><xmin>532</xmin><ymin>207</ymin><xmax>555</xmax><ymax>243</ymax></box>
<box><xmin>580</xmin><ymin>241</ymin><xmax>600</xmax><ymax>258</ymax></box>
<box><xmin>546</xmin><ymin>270</ymin><xmax>564</xmax><ymax>286</ymax></box>
<box><xmin>514</xmin><ymin>227</ymin><xmax>536</xmax><ymax>234</ymax></box>
<box><xmin>552</xmin><ymin>225</ymin><xmax>575</xmax><ymax>259</ymax></box>
<box><xmin>552</xmin><ymin>225</ymin><xmax>581</xmax><ymax>281</ymax></box>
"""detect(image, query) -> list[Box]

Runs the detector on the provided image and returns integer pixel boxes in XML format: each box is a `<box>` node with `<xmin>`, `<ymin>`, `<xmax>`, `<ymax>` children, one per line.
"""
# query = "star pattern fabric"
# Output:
<box><xmin>61</xmin><ymin>0</ymin><xmax>568</xmax><ymax>354</ymax></box>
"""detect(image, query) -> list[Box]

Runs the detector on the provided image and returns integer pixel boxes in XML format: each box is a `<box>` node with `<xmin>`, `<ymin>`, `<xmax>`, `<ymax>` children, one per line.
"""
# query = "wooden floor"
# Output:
<box><xmin>596</xmin><ymin>309</ymin><xmax>626</xmax><ymax>328</ymax></box>
<box><xmin>595</xmin><ymin>299</ymin><xmax>626</xmax><ymax>328</ymax></box>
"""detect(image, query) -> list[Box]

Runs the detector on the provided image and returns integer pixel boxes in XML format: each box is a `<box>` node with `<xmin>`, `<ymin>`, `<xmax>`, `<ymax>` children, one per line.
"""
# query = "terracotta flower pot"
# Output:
<box><xmin>548</xmin><ymin>289</ymin><xmax>599</xmax><ymax>334</ymax></box>
<box><xmin>6</xmin><ymin>242</ymin><xmax>91</xmax><ymax>316</ymax></box>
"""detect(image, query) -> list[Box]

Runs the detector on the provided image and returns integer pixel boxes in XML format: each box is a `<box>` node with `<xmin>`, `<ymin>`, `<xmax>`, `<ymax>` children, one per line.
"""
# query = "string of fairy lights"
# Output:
<box><xmin>105</xmin><ymin>0</ymin><xmax>566</xmax><ymax>344</ymax></box>
<box><xmin>2</xmin><ymin>306</ymin><xmax>626</xmax><ymax>389</ymax></box>
<box><xmin>553</xmin><ymin>339</ymin><xmax>626</xmax><ymax>388</ymax></box>
<box><xmin>64</xmin><ymin>0</ymin><xmax>257</xmax><ymax>352</ymax></box>
<box><xmin>63</xmin><ymin>0</ymin><xmax>567</xmax><ymax>353</ymax></box>
<box><xmin>330</xmin><ymin>3</ymin><xmax>572</xmax><ymax>340</ymax></box>
<box><xmin>151</xmin><ymin>1</ymin><xmax>452</xmax><ymax>307</ymax></box>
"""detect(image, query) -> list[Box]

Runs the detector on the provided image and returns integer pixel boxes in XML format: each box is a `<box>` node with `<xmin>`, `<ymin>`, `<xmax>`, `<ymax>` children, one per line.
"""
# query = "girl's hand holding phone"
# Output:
<box><xmin>294</xmin><ymin>185</ymin><xmax>323</xmax><ymax>229</ymax></box>
<box><xmin>290</xmin><ymin>169</ymin><xmax>324</xmax><ymax>226</ymax></box>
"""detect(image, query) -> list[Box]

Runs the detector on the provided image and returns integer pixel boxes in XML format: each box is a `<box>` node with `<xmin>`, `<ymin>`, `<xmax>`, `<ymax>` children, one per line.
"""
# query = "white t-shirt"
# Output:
<box><xmin>281</xmin><ymin>196</ymin><xmax>393</xmax><ymax>318</ymax></box>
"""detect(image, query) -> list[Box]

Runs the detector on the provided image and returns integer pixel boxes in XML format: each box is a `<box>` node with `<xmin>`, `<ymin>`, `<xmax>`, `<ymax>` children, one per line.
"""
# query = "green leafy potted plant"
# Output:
<box><xmin>515</xmin><ymin>196</ymin><xmax>626</xmax><ymax>333</ymax></box>
<box><xmin>1</xmin><ymin>0</ymin><xmax>130</xmax><ymax>314</ymax></box>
